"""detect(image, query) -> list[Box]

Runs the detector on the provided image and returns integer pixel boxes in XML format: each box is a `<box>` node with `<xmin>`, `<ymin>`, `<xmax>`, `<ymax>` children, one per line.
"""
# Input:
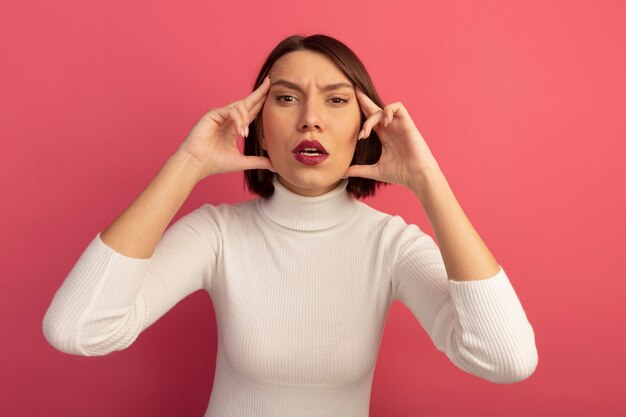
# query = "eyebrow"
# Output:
<box><xmin>270</xmin><ymin>79</ymin><xmax>354</xmax><ymax>92</ymax></box>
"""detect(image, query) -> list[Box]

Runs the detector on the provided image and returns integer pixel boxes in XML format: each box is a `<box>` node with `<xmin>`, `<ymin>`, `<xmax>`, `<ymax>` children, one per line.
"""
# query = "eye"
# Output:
<box><xmin>275</xmin><ymin>95</ymin><xmax>296</xmax><ymax>102</ymax></box>
<box><xmin>275</xmin><ymin>95</ymin><xmax>349</xmax><ymax>104</ymax></box>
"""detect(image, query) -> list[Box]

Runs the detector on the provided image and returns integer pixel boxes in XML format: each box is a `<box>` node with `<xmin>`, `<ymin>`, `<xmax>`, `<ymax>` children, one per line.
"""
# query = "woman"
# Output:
<box><xmin>43</xmin><ymin>34</ymin><xmax>538</xmax><ymax>416</ymax></box>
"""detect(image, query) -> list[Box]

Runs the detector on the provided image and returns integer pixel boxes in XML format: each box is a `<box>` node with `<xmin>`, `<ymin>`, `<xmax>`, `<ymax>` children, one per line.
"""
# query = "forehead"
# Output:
<box><xmin>269</xmin><ymin>50</ymin><xmax>350</xmax><ymax>83</ymax></box>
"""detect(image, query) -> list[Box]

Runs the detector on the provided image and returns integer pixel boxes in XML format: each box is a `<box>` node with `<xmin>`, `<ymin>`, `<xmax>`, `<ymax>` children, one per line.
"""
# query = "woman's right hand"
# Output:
<box><xmin>177</xmin><ymin>76</ymin><xmax>275</xmax><ymax>181</ymax></box>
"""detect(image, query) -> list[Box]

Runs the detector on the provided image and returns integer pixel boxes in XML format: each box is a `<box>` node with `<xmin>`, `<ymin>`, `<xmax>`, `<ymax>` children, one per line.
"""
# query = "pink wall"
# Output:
<box><xmin>2</xmin><ymin>0</ymin><xmax>624</xmax><ymax>415</ymax></box>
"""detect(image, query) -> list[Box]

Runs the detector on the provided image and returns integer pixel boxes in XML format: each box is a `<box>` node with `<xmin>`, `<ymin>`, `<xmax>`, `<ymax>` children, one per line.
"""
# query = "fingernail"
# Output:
<box><xmin>357</xmin><ymin>130</ymin><xmax>364</xmax><ymax>140</ymax></box>
<box><xmin>244</xmin><ymin>125</ymin><xmax>249</xmax><ymax>137</ymax></box>
<box><xmin>383</xmin><ymin>116</ymin><xmax>389</xmax><ymax>126</ymax></box>
<box><xmin>240</xmin><ymin>127</ymin><xmax>245</xmax><ymax>137</ymax></box>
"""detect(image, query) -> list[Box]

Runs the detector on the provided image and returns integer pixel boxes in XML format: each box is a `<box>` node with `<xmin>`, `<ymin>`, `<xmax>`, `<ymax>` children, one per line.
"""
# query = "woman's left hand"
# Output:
<box><xmin>343</xmin><ymin>86</ymin><xmax>441</xmax><ymax>189</ymax></box>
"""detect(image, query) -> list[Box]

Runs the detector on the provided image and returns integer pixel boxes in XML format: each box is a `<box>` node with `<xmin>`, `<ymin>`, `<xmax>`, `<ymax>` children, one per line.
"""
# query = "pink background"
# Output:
<box><xmin>2</xmin><ymin>0</ymin><xmax>624</xmax><ymax>416</ymax></box>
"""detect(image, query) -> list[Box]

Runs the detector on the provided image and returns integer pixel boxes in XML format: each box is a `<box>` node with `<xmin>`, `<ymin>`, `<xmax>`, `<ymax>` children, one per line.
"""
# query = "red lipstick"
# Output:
<box><xmin>292</xmin><ymin>139</ymin><xmax>329</xmax><ymax>166</ymax></box>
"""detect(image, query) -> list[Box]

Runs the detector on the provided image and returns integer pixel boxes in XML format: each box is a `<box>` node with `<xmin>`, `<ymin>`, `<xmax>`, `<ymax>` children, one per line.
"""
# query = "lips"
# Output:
<box><xmin>292</xmin><ymin>139</ymin><xmax>328</xmax><ymax>155</ymax></box>
<box><xmin>291</xmin><ymin>139</ymin><xmax>329</xmax><ymax>166</ymax></box>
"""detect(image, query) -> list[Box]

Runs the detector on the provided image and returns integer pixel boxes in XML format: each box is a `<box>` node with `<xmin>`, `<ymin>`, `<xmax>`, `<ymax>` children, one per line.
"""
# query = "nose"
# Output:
<box><xmin>298</xmin><ymin>98</ymin><xmax>322</xmax><ymax>132</ymax></box>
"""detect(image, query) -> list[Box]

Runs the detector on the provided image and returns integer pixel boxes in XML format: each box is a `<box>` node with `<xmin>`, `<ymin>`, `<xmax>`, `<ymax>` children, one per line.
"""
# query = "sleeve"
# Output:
<box><xmin>389</xmin><ymin>218</ymin><xmax>538</xmax><ymax>384</ymax></box>
<box><xmin>42</xmin><ymin>204</ymin><xmax>221</xmax><ymax>357</ymax></box>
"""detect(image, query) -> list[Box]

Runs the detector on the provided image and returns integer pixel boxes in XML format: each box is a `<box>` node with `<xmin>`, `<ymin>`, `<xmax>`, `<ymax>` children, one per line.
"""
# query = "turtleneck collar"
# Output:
<box><xmin>258</xmin><ymin>174</ymin><xmax>359</xmax><ymax>231</ymax></box>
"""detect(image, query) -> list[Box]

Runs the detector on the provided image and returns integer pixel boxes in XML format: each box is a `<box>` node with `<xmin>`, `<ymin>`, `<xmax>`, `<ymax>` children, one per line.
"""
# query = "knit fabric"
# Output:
<box><xmin>43</xmin><ymin>174</ymin><xmax>538</xmax><ymax>416</ymax></box>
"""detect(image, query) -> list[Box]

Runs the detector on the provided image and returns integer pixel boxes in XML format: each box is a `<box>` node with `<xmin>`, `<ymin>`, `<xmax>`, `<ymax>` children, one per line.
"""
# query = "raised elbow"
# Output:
<box><xmin>484</xmin><ymin>344</ymin><xmax>539</xmax><ymax>384</ymax></box>
<box><xmin>42</xmin><ymin>306</ymin><xmax>139</xmax><ymax>357</ymax></box>
<box><xmin>449</xmin><ymin>327</ymin><xmax>539</xmax><ymax>384</ymax></box>
<box><xmin>42</xmin><ymin>310</ymin><xmax>93</xmax><ymax>356</ymax></box>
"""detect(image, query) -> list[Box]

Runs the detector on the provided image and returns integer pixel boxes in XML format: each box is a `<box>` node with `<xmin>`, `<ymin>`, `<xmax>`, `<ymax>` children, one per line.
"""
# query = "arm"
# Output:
<box><xmin>99</xmin><ymin>150</ymin><xmax>202</xmax><ymax>259</ymax></box>
<box><xmin>390</xmin><ymin>219</ymin><xmax>538</xmax><ymax>384</ymax></box>
<box><xmin>348</xmin><ymin>87</ymin><xmax>538</xmax><ymax>383</ymax></box>
<box><xmin>394</xmin><ymin>167</ymin><xmax>538</xmax><ymax>383</ymax></box>
<box><xmin>44</xmin><ymin>80</ymin><xmax>276</xmax><ymax>356</ymax></box>
<box><xmin>409</xmin><ymin>166</ymin><xmax>500</xmax><ymax>281</ymax></box>
<box><xmin>42</xmin><ymin>151</ymin><xmax>219</xmax><ymax>356</ymax></box>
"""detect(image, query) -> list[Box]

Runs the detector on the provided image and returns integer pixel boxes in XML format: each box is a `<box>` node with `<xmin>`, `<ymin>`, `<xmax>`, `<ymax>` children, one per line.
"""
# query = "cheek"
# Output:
<box><xmin>337</xmin><ymin>115</ymin><xmax>360</xmax><ymax>143</ymax></box>
<box><xmin>261</xmin><ymin>106</ymin><xmax>282</xmax><ymax>138</ymax></box>
<box><xmin>260</xmin><ymin>109</ymin><xmax>285</xmax><ymax>155</ymax></box>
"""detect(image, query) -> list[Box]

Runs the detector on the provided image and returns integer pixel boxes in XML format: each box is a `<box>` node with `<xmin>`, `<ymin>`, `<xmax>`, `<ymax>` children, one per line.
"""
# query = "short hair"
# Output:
<box><xmin>243</xmin><ymin>33</ymin><xmax>389</xmax><ymax>200</ymax></box>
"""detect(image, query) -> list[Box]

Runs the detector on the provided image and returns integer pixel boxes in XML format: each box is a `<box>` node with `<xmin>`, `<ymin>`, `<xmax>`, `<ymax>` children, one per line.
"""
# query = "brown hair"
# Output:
<box><xmin>243</xmin><ymin>33</ymin><xmax>389</xmax><ymax>200</ymax></box>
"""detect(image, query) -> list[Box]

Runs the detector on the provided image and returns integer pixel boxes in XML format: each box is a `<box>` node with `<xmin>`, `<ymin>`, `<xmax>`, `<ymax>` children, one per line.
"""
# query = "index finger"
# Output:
<box><xmin>355</xmin><ymin>85</ymin><xmax>381</xmax><ymax>118</ymax></box>
<box><xmin>242</xmin><ymin>76</ymin><xmax>271</xmax><ymax>108</ymax></box>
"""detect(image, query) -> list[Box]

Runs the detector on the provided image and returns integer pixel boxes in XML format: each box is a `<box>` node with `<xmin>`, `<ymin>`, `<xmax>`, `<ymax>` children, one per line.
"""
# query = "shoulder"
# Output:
<box><xmin>172</xmin><ymin>198</ymin><xmax>260</xmax><ymax>242</ymax></box>
<box><xmin>358</xmin><ymin>203</ymin><xmax>436</xmax><ymax>262</ymax></box>
<box><xmin>356</xmin><ymin>201</ymin><xmax>427</xmax><ymax>240</ymax></box>
<box><xmin>350</xmin><ymin>201</ymin><xmax>433</xmax><ymax>257</ymax></box>
<box><xmin>189</xmin><ymin>198</ymin><xmax>259</xmax><ymax>223</ymax></box>
<box><xmin>351</xmin><ymin>200</ymin><xmax>401</xmax><ymax>230</ymax></box>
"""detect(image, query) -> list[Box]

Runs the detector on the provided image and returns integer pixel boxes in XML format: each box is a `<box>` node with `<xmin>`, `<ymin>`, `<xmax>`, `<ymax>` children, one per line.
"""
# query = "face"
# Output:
<box><xmin>260</xmin><ymin>50</ymin><xmax>361</xmax><ymax>197</ymax></box>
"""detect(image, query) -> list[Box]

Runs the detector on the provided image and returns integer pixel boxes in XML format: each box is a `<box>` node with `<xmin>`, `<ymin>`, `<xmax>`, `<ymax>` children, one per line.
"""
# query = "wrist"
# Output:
<box><xmin>407</xmin><ymin>165</ymin><xmax>444</xmax><ymax>196</ymax></box>
<box><xmin>169</xmin><ymin>150</ymin><xmax>204</xmax><ymax>186</ymax></box>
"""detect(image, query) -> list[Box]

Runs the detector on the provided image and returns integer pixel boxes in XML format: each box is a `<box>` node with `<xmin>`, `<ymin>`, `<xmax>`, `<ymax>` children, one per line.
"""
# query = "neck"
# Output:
<box><xmin>258</xmin><ymin>174</ymin><xmax>359</xmax><ymax>231</ymax></box>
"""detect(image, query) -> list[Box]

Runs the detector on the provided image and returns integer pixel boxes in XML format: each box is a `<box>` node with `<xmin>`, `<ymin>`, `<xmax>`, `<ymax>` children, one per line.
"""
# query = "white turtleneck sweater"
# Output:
<box><xmin>43</xmin><ymin>174</ymin><xmax>538</xmax><ymax>417</ymax></box>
